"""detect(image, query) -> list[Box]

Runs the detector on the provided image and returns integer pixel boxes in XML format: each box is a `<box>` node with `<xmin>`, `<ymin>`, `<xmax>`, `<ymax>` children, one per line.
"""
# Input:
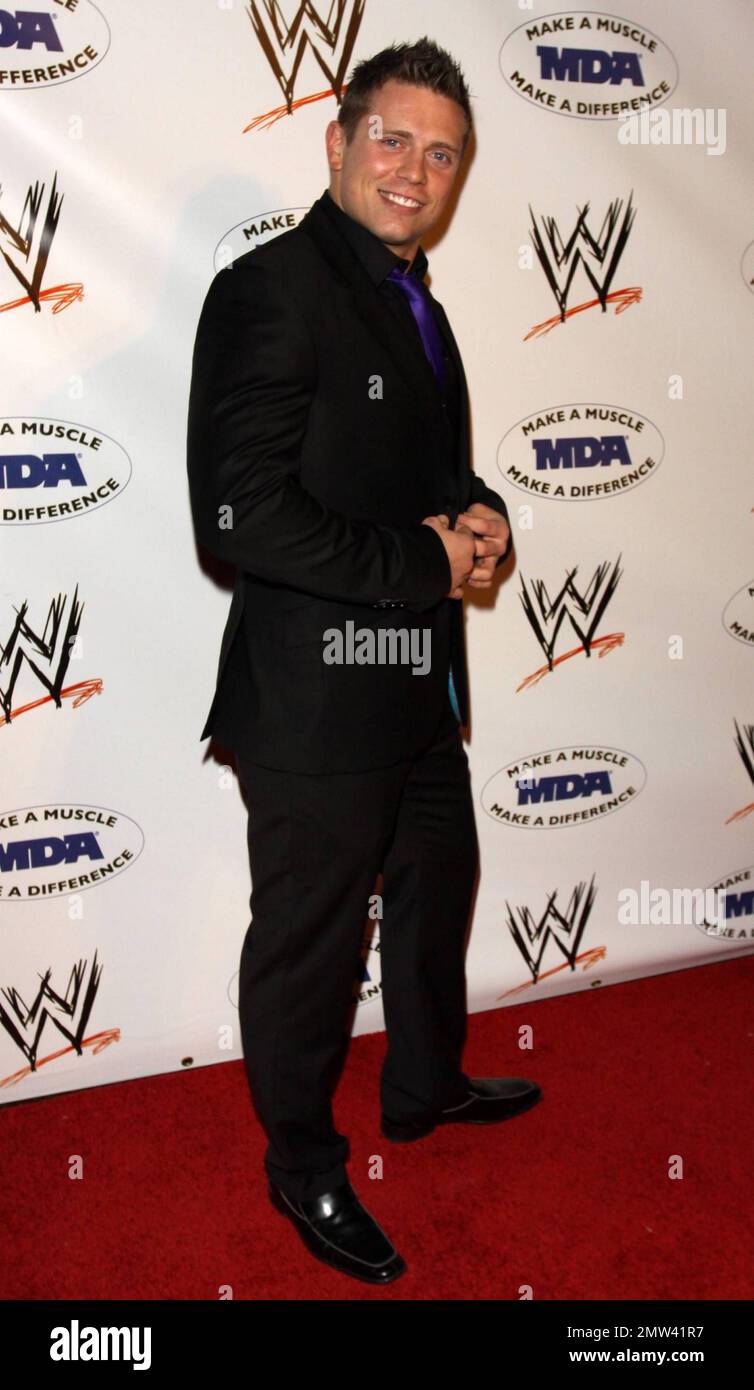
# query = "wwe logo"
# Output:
<box><xmin>726</xmin><ymin>718</ymin><xmax>754</xmax><ymax>824</ymax></box>
<box><xmin>528</xmin><ymin>192</ymin><xmax>637</xmax><ymax>328</ymax></box>
<box><xmin>734</xmin><ymin>719</ymin><xmax>754</xmax><ymax>787</ymax></box>
<box><xmin>519</xmin><ymin>557</ymin><xmax>623</xmax><ymax>673</ymax></box>
<box><xmin>0</xmin><ymin>171</ymin><xmax>63</xmax><ymax>312</ymax></box>
<box><xmin>505</xmin><ymin>878</ymin><xmax>597</xmax><ymax>985</ymax></box>
<box><xmin>0</xmin><ymin>586</ymin><xmax>84</xmax><ymax>726</ymax></box>
<box><xmin>247</xmin><ymin>0</ymin><xmax>365</xmax><ymax>114</ymax></box>
<box><xmin>0</xmin><ymin>952</ymin><xmax>102</xmax><ymax>1073</ymax></box>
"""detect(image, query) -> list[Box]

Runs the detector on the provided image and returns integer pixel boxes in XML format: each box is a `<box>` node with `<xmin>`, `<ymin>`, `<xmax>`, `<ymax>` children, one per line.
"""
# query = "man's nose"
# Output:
<box><xmin>395</xmin><ymin>148</ymin><xmax>426</xmax><ymax>184</ymax></box>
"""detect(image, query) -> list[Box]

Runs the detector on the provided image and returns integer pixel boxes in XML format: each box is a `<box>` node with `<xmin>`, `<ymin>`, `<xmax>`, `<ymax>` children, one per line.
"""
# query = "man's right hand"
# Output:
<box><xmin>422</xmin><ymin>514</ymin><xmax>476</xmax><ymax>599</ymax></box>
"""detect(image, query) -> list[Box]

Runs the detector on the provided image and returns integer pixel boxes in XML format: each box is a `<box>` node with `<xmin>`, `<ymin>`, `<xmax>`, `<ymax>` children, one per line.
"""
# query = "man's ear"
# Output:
<box><xmin>325</xmin><ymin>119</ymin><xmax>345</xmax><ymax>172</ymax></box>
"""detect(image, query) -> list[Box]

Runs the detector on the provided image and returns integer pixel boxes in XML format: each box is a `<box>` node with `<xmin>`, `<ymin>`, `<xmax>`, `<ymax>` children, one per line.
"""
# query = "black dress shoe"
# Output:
<box><xmin>268</xmin><ymin>1178</ymin><xmax>407</xmax><ymax>1284</ymax></box>
<box><xmin>381</xmin><ymin>1076</ymin><xmax>543</xmax><ymax>1142</ymax></box>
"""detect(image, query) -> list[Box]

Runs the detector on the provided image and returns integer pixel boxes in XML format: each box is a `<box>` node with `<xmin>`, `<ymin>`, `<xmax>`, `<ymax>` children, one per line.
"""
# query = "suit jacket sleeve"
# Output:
<box><xmin>187</xmin><ymin>257</ymin><xmax>452</xmax><ymax>605</ymax></box>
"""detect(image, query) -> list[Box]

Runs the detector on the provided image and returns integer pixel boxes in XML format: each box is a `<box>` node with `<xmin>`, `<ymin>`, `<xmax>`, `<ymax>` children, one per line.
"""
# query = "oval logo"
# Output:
<box><xmin>701</xmin><ymin>865</ymin><xmax>754</xmax><ymax>942</ymax></box>
<box><xmin>499</xmin><ymin>10</ymin><xmax>678</xmax><ymax>120</ymax></box>
<box><xmin>481</xmin><ymin>744</ymin><xmax>646</xmax><ymax>827</ymax></box>
<box><xmin>214</xmin><ymin>207</ymin><xmax>309</xmax><ymax>271</ymax></box>
<box><xmin>497</xmin><ymin>401</ymin><xmax>663</xmax><ymax>501</ymax></box>
<box><xmin>741</xmin><ymin>241</ymin><xmax>754</xmax><ymax>296</ymax></box>
<box><xmin>0</xmin><ymin>803</ymin><xmax>144</xmax><ymax>900</ymax></box>
<box><xmin>355</xmin><ymin>922</ymin><xmax>382</xmax><ymax>1008</ymax></box>
<box><xmin>0</xmin><ymin>1</ymin><xmax>110</xmax><ymax>89</ymax></box>
<box><xmin>0</xmin><ymin>416</ymin><xmax>132</xmax><ymax>526</ymax></box>
<box><xmin>722</xmin><ymin>581</ymin><xmax>754</xmax><ymax>647</ymax></box>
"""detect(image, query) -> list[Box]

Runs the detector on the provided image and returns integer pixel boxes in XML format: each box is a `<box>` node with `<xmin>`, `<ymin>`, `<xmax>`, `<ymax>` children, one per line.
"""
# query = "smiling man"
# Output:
<box><xmin>187</xmin><ymin>36</ymin><xmax>542</xmax><ymax>1288</ymax></box>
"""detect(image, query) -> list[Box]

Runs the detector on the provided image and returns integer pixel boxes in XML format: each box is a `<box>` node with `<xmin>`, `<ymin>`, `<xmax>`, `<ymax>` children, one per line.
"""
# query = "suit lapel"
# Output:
<box><xmin>300</xmin><ymin>195</ymin><xmax>461</xmax><ymax>471</ymax></box>
<box><xmin>431</xmin><ymin>296</ymin><xmax>470</xmax><ymax>481</ymax></box>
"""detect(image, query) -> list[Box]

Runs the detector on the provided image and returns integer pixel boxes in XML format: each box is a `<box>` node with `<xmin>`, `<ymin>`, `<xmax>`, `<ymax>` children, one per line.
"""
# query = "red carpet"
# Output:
<box><xmin>2</xmin><ymin>956</ymin><xmax>752</xmax><ymax>1300</ymax></box>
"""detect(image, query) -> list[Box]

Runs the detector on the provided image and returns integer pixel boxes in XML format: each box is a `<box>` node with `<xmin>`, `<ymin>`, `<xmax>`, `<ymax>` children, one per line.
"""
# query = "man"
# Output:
<box><xmin>187</xmin><ymin>37</ymin><xmax>542</xmax><ymax>1286</ymax></box>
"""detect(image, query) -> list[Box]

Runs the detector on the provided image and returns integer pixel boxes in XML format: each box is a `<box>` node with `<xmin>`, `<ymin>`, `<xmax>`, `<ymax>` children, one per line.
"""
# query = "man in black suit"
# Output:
<box><xmin>187</xmin><ymin>37</ymin><xmax>541</xmax><ymax>1286</ymax></box>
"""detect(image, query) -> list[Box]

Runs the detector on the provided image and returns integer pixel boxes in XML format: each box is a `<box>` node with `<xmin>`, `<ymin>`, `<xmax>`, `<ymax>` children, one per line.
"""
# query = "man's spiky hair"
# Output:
<box><xmin>337</xmin><ymin>36</ymin><xmax>473</xmax><ymax>148</ymax></box>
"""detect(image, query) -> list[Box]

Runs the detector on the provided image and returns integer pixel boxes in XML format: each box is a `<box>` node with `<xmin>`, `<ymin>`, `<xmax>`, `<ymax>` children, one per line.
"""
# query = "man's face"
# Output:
<box><xmin>325</xmin><ymin>78</ymin><xmax>468</xmax><ymax>263</ymax></box>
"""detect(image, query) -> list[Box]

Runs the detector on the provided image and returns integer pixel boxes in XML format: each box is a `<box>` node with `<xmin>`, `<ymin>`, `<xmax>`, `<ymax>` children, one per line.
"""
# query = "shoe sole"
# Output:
<box><xmin>268</xmin><ymin>1183</ymin><xmax>407</xmax><ymax>1285</ymax></box>
<box><xmin>380</xmin><ymin>1115</ymin><xmax>437</xmax><ymax>1143</ymax></box>
<box><xmin>381</xmin><ymin>1089</ymin><xmax>543</xmax><ymax>1142</ymax></box>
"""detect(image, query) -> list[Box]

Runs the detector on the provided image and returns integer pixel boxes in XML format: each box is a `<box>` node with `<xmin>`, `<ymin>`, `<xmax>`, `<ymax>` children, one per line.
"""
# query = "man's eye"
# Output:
<box><xmin>432</xmin><ymin>151</ymin><xmax>451</xmax><ymax>164</ymax></box>
<box><xmin>383</xmin><ymin>137</ymin><xmax>401</xmax><ymax>148</ymax></box>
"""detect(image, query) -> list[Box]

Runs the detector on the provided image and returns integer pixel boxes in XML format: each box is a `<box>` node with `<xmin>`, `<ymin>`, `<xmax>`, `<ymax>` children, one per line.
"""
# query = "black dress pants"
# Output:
<box><xmin>234</xmin><ymin>693</ymin><xmax>479</xmax><ymax>1202</ymax></box>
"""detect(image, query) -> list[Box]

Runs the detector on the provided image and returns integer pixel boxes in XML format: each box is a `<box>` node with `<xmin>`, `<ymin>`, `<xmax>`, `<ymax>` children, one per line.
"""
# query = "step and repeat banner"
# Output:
<box><xmin>1</xmin><ymin>0</ymin><xmax>752</xmax><ymax>1102</ymax></box>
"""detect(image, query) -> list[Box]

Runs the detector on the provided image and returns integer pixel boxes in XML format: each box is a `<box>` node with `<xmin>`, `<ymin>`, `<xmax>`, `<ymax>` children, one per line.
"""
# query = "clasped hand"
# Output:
<box><xmin>422</xmin><ymin>503</ymin><xmax>511</xmax><ymax>599</ymax></box>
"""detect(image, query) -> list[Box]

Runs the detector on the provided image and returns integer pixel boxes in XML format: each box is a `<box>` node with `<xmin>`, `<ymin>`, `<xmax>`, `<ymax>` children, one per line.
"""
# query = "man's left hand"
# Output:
<box><xmin>455</xmin><ymin>503</ymin><xmax>511</xmax><ymax>589</ymax></box>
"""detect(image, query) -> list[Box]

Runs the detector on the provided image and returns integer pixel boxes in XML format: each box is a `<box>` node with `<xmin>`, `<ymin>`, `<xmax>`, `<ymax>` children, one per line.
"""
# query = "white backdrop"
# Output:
<box><xmin>1</xmin><ymin>0</ymin><xmax>752</xmax><ymax>1103</ymax></box>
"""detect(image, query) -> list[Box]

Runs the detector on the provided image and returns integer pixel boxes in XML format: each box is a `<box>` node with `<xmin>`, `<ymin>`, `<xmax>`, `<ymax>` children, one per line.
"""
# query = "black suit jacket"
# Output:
<box><xmin>186</xmin><ymin>190</ymin><xmax>510</xmax><ymax>774</ymax></box>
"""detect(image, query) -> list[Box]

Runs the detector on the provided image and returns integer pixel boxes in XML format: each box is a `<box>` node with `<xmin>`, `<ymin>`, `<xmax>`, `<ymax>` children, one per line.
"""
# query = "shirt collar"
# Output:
<box><xmin>320</xmin><ymin>187</ymin><xmax>429</xmax><ymax>285</ymax></box>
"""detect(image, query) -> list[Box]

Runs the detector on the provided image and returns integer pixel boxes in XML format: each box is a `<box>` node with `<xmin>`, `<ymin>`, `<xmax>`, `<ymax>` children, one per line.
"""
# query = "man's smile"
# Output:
<box><xmin>378</xmin><ymin>188</ymin><xmax>425</xmax><ymax>211</ymax></box>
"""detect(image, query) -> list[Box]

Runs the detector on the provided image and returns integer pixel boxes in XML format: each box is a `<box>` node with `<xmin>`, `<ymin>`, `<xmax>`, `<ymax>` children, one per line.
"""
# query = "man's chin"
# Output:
<box><xmin>369</xmin><ymin>202</ymin><xmax>426</xmax><ymax>241</ymax></box>
<box><xmin>373</xmin><ymin>217</ymin><xmax>421</xmax><ymax>251</ymax></box>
